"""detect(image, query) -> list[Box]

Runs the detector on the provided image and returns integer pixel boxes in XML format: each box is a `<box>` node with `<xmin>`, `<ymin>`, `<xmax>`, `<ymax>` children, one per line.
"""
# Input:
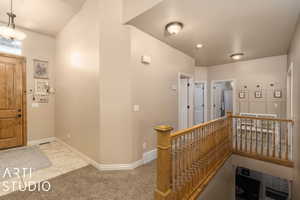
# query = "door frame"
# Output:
<box><xmin>210</xmin><ymin>79</ymin><xmax>236</xmax><ymax>120</ymax></box>
<box><xmin>194</xmin><ymin>81</ymin><xmax>208</xmax><ymax>123</ymax></box>
<box><xmin>178</xmin><ymin>72</ymin><xmax>194</xmax><ymax>129</ymax></box>
<box><xmin>0</xmin><ymin>52</ymin><xmax>27</xmax><ymax>147</ymax></box>
<box><xmin>287</xmin><ymin>62</ymin><xmax>294</xmax><ymax>119</ymax></box>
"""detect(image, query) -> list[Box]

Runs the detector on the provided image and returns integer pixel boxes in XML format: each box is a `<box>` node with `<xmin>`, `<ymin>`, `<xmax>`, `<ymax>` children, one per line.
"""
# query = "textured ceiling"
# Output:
<box><xmin>128</xmin><ymin>0</ymin><xmax>300</xmax><ymax>66</ymax></box>
<box><xmin>0</xmin><ymin>0</ymin><xmax>86</xmax><ymax>36</ymax></box>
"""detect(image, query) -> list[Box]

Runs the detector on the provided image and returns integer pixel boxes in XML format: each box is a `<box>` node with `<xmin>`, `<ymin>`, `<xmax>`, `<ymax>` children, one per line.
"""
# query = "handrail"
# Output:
<box><xmin>170</xmin><ymin>117</ymin><xmax>225</xmax><ymax>138</ymax></box>
<box><xmin>231</xmin><ymin>114</ymin><xmax>294</xmax><ymax>167</ymax></box>
<box><xmin>231</xmin><ymin>115</ymin><xmax>294</xmax><ymax>124</ymax></box>
<box><xmin>154</xmin><ymin>113</ymin><xmax>294</xmax><ymax>200</ymax></box>
<box><xmin>154</xmin><ymin>113</ymin><xmax>232</xmax><ymax>200</ymax></box>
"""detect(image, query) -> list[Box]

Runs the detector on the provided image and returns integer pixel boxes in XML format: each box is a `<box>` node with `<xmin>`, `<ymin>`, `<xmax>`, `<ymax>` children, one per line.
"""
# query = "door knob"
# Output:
<box><xmin>17</xmin><ymin>114</ymin><xmax>22</xmax><ymax>118</ymax></box>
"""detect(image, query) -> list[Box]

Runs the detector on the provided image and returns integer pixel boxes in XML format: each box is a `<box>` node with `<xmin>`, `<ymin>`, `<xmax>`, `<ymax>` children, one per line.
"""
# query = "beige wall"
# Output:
<box><xmin>196</xmin><ymin>55</ymin><xmax>288</xmax><ymax>119</ymax></box>
<box><xmin>55</xmin><ymin>0</ymin><xmax>100</xmax><ymax>161</ymax></box>
<box><xmin>130</xmin><ymin>27</ymin><xmax>195</xmax><ymax>158</ymax></box>
<box><xmin>98</xmin><ymin>0</ymin><xmax>134</xmax><ymax>164</ymax></box>
<box><xmin>9</xmin><ymin>27</ymin><xmax>56</xmax><ymax>142</ymax></box>
<box><xmin>287</xmin><ymin>16</ymin><xmax>300</xmax><ymax>200</ymax></box>
<box><xmin>53</xmin><ymin>0</ymin><xmax>195</xmax><ymax>165</ymax></box>
<box><xmin>197</xmin><ymin>159</ymin><xmax>235</xmax><ymax>200</ymax></box>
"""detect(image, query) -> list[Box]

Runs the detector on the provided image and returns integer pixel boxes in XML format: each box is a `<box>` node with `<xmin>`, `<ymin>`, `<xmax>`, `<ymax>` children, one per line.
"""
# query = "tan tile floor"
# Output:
<box><xmin>0</xmin><ymin>141</ymin><xmax>89</xmax><ymax>196</ymax></box>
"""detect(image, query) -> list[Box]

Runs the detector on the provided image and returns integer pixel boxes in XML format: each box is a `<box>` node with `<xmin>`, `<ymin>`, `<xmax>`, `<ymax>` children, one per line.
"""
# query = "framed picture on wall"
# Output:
<box><xmin>33</xmin><ymin>59</ymin><xmax>49</xmax><ymax>79</ymax></box>
<box><xmin>254</xmin><ymin>91</ymin><xmax>263</xmax><ymax>98</ymax></box>
<box><xmin>274</xmin><ymin>90</ymin><xmax>282</xmax><ymax>98</ymax></box>
<box><xmin>239</xmin><ymin>92</ymin><xmax>246</xmax><ymax>99</ymax></box>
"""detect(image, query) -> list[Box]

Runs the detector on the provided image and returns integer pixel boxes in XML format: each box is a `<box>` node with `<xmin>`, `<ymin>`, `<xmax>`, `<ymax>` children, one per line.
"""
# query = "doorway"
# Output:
<box><xmin>211</xmin><ymin>80</ymin><xmax>235</xmax><ymax>119</ymax></box>
<box><xmin>287</xmin><ymin>62</ymin><xmax>293</xmax><ymax>119</ymax></box>
<box><xmin>178</xmin><ymin>73</ymin><xmax>193</xmax><ymax>129</ymax></box>
<box><xmin>0</xmin><ymin>53</ymin><xmax>27</xmax><ymax>149</ymax></box>
<box><xmin>194</xmin><ymin>81</ymin><xmax>207</xmax><ymax>125</ymax></box>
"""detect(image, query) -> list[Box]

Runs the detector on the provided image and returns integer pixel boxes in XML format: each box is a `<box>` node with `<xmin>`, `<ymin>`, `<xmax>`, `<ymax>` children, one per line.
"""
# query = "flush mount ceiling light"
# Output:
<box><xmin>196</xmin><ymin>44</ymin><xmax>204</xmax><ymax>49</ymax></box>
<box><xmin>230</xmin><ymin>53</ymin><xmax>244</xmax><ymax>60</ymax></box>
<box><xmin>0</xmin><ymin>0</ymin><xmax>26</xmax><ymax>41</ymax></box>
<box><xmin>165</xmin><ymin>22</ymin><xmax>184</xmax><ymax>35</ymax></box>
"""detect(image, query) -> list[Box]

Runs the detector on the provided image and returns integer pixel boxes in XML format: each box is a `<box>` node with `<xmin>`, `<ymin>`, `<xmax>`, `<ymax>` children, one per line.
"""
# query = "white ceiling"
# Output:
<box><xmin>128</xmin><ymin>0</ymin><xmax>300</xmax><ymax>66</ymax></box>
<box><xmin>0</xmin><ymin>0</ymin><xmax>86</xmax><ymax>36</ymax></box>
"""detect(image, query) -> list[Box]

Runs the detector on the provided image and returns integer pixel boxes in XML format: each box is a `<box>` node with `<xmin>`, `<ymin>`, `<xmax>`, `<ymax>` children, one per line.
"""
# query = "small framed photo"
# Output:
<box><xmin>255</xmin><ymin>91</ymin><xmax>263</xmax><ymax>98</ymax></box>
<box><xmin>33</xmin><ymin>59</ymin><xmax>49</xmax><ymax>79</ymax></box>
<box><xmin>274</xmin><ymin>90</ymin><xmax>282</xmax><ymax>98</ymax></box>
<box><xmin>239</xmin><ymin>92</ymin><xmax>245</xmax><ymax>99</ymax></box>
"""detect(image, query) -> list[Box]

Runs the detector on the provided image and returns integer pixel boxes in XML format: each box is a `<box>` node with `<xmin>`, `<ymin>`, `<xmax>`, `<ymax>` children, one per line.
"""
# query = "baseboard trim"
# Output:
<box><xmin>143</xmin><ymin>149</ymin><xmax>157</xmax><ymax>164</ymax></box>
<box><xmin>28</xmin><ymin>137</ymin><xmax>56</xmax><ymax>146</ymax></box>
<box><xmin>54</xmin><ymin>137</ymin><xmax>157</xmax><ymax>171</ymax></box>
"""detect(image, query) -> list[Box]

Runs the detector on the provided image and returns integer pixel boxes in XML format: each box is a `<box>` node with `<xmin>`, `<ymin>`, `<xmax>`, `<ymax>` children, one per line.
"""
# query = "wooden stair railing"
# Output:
<box><xmin>154</xmin><ymin>113</ymin><xmax>294</xmax><ymax>200</ymax></box>
<box><xmin>231</xmin><ymin>115</ymin><xmax>294</xmax><ymax>168</ymax></box>
<box><xmin>154</xmin><ymin>113</ymin><xmax>232</xmax><ymax>200</ymax></box>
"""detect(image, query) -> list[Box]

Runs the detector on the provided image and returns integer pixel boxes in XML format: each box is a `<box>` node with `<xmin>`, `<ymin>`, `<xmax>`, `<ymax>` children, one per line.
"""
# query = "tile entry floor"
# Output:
<box><xmin>0</xmin><ymin>141</ymin><xmax>89</xmax><ymax>197</ymax></box>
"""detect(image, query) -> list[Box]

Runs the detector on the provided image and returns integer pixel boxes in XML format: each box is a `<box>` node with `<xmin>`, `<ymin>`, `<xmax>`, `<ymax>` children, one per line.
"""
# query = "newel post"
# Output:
<box><xmin>154</xmin><ymin>125</ymin><xmax>173</xmax><ymax>200</ymax></box>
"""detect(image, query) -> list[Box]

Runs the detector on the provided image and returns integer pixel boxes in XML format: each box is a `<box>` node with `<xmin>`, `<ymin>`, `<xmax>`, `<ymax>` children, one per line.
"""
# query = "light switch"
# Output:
<box><xmin>133</xmin><ymin>105</ymin><xmax>140</xmax><ymax>112</ymax></box>
<box><xmin>32</xmin><ymin>103</ymin><xmax>39</xmax><ymax>108</ymax></box>
<box><xmin>141</xmin><ymin>56</ymin><xmax>151</xmax><ymax>64</ymax></box>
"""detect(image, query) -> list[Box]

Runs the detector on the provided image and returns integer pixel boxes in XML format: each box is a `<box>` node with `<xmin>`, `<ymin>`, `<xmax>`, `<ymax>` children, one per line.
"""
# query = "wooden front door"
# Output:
<box><xmin>0</xmin><ymin>53</ymin><xmax>26</xmax><ymax>149</ymax></box>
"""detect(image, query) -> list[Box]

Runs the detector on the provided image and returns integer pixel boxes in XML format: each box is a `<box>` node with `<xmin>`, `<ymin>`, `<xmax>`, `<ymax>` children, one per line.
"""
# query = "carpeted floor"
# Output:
<box><xmin>0</xmin><ymin>161</ymin><xmax>155</xmax><ymax>200</ymax></box>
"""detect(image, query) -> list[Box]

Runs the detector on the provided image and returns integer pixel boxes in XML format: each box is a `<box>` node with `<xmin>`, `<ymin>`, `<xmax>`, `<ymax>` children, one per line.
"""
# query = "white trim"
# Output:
<box><xmin>28</xmin><ymin>137</ymin><xmax>56</xmax><ymax>146</ymax></box>
<box><xmin>287</xmin><ymin>62</ymin><xmax>294</xmax><ymax>120</ymax></box>
<box><xmin>56</xmin><ymin>137</ymin><xmax>157</xmax><ymax>171</ymax></box>
<box><xmin>178</xmin><ymin>72</ymin><xmax>194</xmax><ymax>129</ymax></box>
<box><xmin>99</xmin><ymin>160</ymin><xmax>144</xmax><ymax>171</ymax></box>
<box><xmin>210</xmin><ymin>79</ymin><xmax>237</xmax><ymax>120</ymax></box>
<box><xmin>194</xmin><ymin>81</ymin><xmax>208</xmax><ymax>123</ymax></box>
<box><xmin>143</xmin><ymin>149</ymin><xmax>157</xmax><ymax>164</ymax></box>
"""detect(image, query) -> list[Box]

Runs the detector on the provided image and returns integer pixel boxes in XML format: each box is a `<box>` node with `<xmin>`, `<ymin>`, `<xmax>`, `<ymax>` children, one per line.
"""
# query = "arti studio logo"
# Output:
<box><xmin>1</xmin><ymin>168</ymin><xmax>51</xmax><ymax>192</ymax></box>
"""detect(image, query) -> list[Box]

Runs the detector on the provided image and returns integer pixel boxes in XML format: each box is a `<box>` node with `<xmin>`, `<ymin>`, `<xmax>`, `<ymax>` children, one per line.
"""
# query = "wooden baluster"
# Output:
<box><xmin>255</xmin><ymin>119</ymin><xmax>258</xmax><ymax>154</ymax></box>
<box><xmin>272</xmin><ymin>121</ymin><xmax>276</xmax><ymax>158</ymax></box>
<box><xmin>240</xmin><ymin>119</ymin><xmax>243</xmax><ymax>152</ymax></box>
<box><xmin>174</xmin><ymin>138</ymin><xmax>178</xmax><ymax>195</ymax></box>
<box><xmin>261</xmin><ymin>120</ymin><xmax>264</xmax><ymax>156</ymax></box>
<box><xmin>245</xmin><ymin>119</ymin><xmax>248</xmax><ymax>152</ymax></box>
<box><xmin>250</xmin><ymin>119</ymin><xmax>253</xmax><ymax>153</ymax></box>
<box><xmin>236</xmin><ymin>118</ymin><xmax>238</xmax><ymax>152</ymax></box>
<box><xmin>267</xmin><ymin>120</ymin><xmax>270</xmax><ymax>157</ymax></box>
<box><xmin>154</xmin><ymin>125</ymin><xmax>173</xmax><ymax>200</ymax></box>
<box><xmin>279</xmin><ymin>122</ymin><xmax>282</xmax><ymax>159</ymax></box>
<box><xmin>285</xmin><ymin>123</ymin><xmax>289</xmax><ymax>160</ymax></box>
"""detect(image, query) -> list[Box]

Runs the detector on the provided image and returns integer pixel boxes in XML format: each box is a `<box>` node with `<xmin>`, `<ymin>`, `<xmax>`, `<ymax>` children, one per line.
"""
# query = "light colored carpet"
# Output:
<box><xmin>0</xmin><ymin>146</ymin><xmax>52</xmax><ymax>181</ymax></box>
<box><xmin>1</xmin><ymin>162</ymin><xmax>155</xmax><ymax>200</ymax></box>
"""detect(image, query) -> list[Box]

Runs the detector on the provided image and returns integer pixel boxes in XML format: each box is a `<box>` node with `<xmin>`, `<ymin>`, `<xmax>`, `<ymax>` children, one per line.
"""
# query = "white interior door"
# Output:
<box><xmin>194</xmin><ymin>83</ymin><xmax>204</xmax><ymax>125</ymax></box>
<box><xmin>180</xmin><ymin>78</ymin><xmax>189</xmax><ymax>129</ymax></box>
<box><xmin>213</xmin><ymin>85</ymin><xmax>222</xmax><ymax>119</ymax></box>
<box><xmin>224</xmin><ymin>89</ymin><xmax>233</xmax><ymax>113</ymax></box>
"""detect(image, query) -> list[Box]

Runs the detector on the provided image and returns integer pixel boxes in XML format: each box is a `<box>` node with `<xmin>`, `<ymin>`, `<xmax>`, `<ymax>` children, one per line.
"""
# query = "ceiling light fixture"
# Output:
<box><xmin>0</xmin><ymin>0</ymin><xmax>26</xmax><ymax>41</ymax></box>
<box><xmin>165</xmin><ymin>22</ymin><xmax>184</xmax><ymax>35</ymax></box>
<box><xmin>196</xmin><ymin>44</ymin><xmax>203</xmax><ymax>49</ymax></box>
<box><xmin>230</xmin><ymin>53</ymin><xmax>244</xmax><ymax>60</ymax></box>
